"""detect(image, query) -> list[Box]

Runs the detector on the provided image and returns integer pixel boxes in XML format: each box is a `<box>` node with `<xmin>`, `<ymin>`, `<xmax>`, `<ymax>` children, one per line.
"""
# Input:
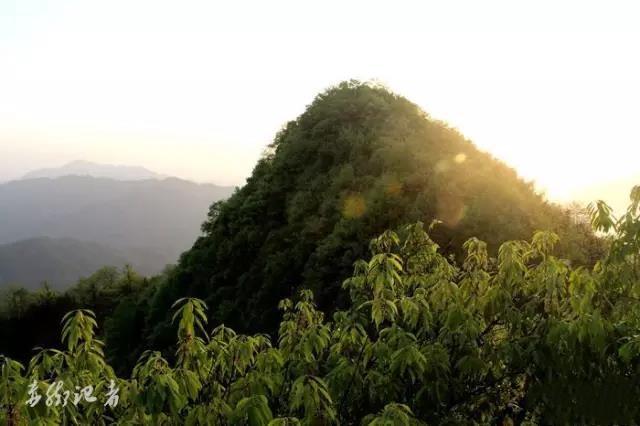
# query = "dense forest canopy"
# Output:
<box><xmin>0</xmin><ymin>265</ymin><xmax>163</xmax><ymax>373</ymax></box>
<box><xmin>0</xmin><ymin>81</ymin><xmax>604</xmax><ymax>369</ymax></box>
<box><xmin>1</xmin><ymin>81</ymin><xmax>626</xmax><ymax>424</ymax></box>
<box><xmin>146</xmin><ymin>81</ymin><xmax>604</xmax><ymax>343</ymax></box>
<box><xmin>1</xmin><ymin>189</ymin><xmax>639</xmax><ymax>424</ymax></box>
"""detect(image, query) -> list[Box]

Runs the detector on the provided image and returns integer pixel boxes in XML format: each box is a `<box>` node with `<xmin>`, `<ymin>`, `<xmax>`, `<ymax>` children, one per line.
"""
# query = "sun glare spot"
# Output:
<box><xmin>454</xmin><ymin>153</ymin><xmax>467</xmax><ymax>164</ymax></box>
<box><xmin>342</xmin><ymin>194</ymin><xmax>366</xmax><ymax>219</ymax></box>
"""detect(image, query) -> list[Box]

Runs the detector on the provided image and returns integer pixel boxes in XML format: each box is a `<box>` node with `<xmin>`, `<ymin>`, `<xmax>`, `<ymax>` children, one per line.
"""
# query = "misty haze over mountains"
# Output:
<box><xmin>0</xmin><ymin>161</ymin><xmax>234</xmax><ymax>289</ymax></box>
<box><xmin>1</xmin><ymin>158</ymin><xmax>635</xmax><ymax>291</ymax></box>
<box><xmin>0</xmin><ymin>237</ymin><xmax>149</xmax><ymax>290</ymax></box>
<box><xmin>22</xmin><ymin>160</ymin><xmax>167</xmax><ymax>181</ymax></box>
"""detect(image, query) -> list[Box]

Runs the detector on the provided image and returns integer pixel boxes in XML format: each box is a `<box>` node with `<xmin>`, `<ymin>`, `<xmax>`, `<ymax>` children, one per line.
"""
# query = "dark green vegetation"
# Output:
<box><xmin>149</xmin><ymin>81</ymin><xmax>604</xmax><ymax>342</ymax></box>
<box><xmin>2</xmin><ymin>192</ymin><xmax>640</xmax><ymax>423</ymax></box>
<box><xmin>0</xmin><ymin>175</ymin><xmax>234</xmax><ymax>288</ymax></box>
<box><xmin>2</xmin><ymin>81</ymin><xmax>626</xmax><ymax>423</ymax></box>
<box><xmin>0</xmin><ymin>82</ymin><xmax>604</xmax><ymax>368</ymax></box>
<box><xmin>0</xmin><ymin>265</ymin><xmax>163</xmax><ymax>374</ymax></box>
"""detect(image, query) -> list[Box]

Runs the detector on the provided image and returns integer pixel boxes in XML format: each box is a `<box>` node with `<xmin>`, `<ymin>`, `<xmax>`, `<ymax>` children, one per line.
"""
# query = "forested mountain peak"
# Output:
<box><xmin>148</xmin><ymin>81</ymin><xmax>603</xmax><ymax>342</ymax></box>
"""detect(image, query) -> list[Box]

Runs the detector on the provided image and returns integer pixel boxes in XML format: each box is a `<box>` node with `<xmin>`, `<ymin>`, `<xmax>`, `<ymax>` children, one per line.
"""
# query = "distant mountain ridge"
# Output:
<box><xmin>0</xmin><ymin>173</ymin><xmax>235</xmax><ymax>289</ymax></box>
<box><xmin>22</xmin><ymin>160</ymin><xmax>166</xmax><ymax>181</ymax></box>
<box><xmin>0</xmin><ymin>237</ymin><xmax>165</xmax><ymax>290</ymax></box>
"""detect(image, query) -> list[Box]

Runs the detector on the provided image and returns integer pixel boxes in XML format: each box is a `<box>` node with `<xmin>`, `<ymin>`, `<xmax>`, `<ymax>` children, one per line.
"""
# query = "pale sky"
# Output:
<box><xmin>1</xmin><ymin>0</ymin><xmax>639</xmax><ymax>202</ymax></box>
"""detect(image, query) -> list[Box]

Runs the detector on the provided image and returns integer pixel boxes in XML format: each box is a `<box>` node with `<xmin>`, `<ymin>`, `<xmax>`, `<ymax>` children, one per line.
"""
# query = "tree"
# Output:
<box><xmin>147</xmin><ymin>81</ymin><xmax>604</xmax><ymax>350</ymax></box>
<box><xmin>2</xmin><ymin>186</ymin><xmax>639</xmax><ymax>424</ymax></box>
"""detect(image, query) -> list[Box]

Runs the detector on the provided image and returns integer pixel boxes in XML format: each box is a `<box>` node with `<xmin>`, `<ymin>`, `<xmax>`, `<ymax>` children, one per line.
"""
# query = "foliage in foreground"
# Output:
<box><xmin>0</xmin><ymin>82</ymin><xmax>606</xmax><ymax>374</ymax></box>
<box><xmin>2</xmin><ymin>189</ymin><xmax>640</xmax><ymax>424</ymax></box>
<box><xmin>0</xmin><ymin>265</ymin><xmax>161</xmax><ymax>373</ymax></box>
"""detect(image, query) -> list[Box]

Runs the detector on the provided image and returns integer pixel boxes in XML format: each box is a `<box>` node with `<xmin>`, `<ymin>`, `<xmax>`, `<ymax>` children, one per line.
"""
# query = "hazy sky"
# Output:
<box><xmin>1</xmin><ymin>0</ymin><xmax>639</xmax><ymax>200</ymax></box>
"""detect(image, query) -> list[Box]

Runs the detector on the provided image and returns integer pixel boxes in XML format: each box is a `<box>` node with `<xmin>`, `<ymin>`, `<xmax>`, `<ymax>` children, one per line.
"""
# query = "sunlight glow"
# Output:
<box><xmin>1</xmin><ymin>0</ymin><xmax>639</xmax><ymax>203</ymax></box>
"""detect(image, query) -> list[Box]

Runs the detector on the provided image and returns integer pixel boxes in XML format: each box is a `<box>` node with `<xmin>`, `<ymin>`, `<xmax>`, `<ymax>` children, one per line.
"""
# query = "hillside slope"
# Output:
<box><xmin>0</xmin><ymin>237</ymin><xmax>161</xmax><ymax>289</ymax></box>
<box><xmin>0</xmin><ymin>176</ymin><xmax>235</xmax><ymax>288</ymax></box>
<box><xmin>145</xmin><ymin>82</ymin><xmax>602</xmax><ymax>340</ymax></box>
